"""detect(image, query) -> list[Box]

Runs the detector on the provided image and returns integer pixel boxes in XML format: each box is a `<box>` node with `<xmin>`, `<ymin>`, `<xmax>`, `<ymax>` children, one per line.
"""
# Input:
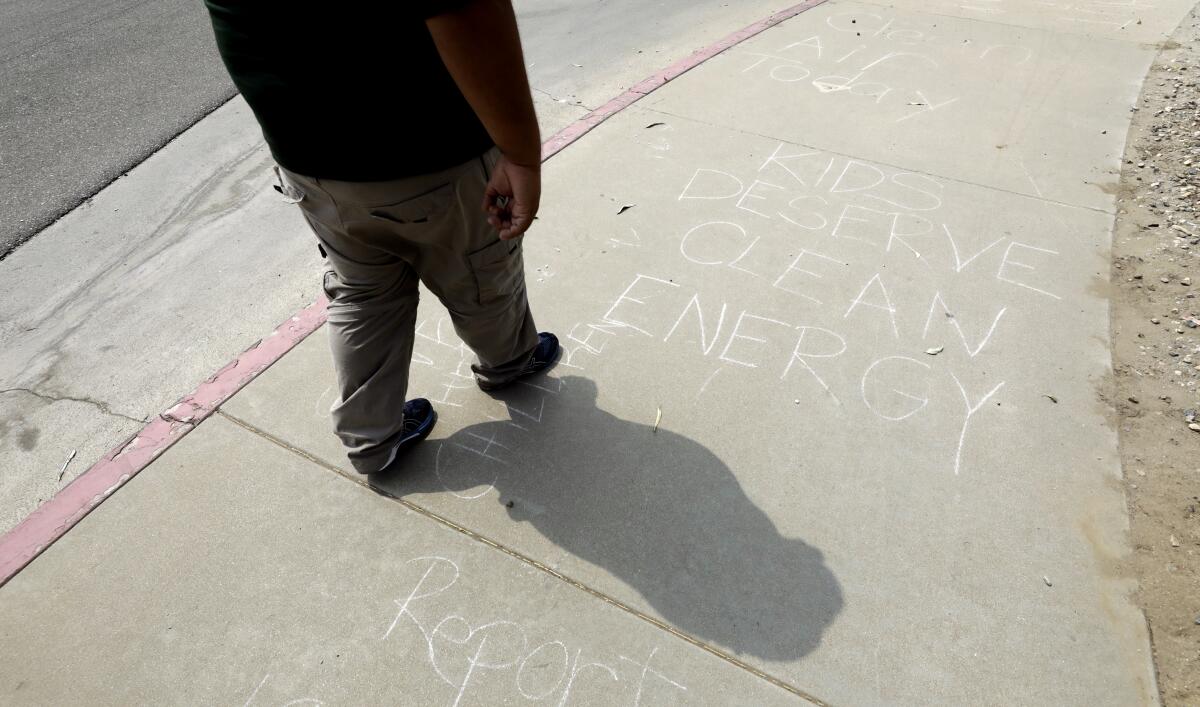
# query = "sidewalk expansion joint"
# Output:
<box><xmin>215</xmin><ymin>408</ymin><xmax>832</xmax><ymax>706</ymax></box>
<box><xmin>850</xmin><ymin>0</ymin><xmax>1152</xmax><ymax>45</ymax></box>
<box><xmin>0</xmin><ymin>387</ymin><xmax>147</xmax><ymax>425</ymax></box>
<box><xmin>636</xmin><ymin>104</ymin><xmax>1117</xmax><ymax>216</ymax></box>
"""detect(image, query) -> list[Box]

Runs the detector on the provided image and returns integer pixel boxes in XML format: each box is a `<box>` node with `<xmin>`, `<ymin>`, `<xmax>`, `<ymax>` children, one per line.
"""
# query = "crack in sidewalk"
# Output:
<box><xmin>533</xmin><ymin>86</ymin><xmax>594</xmax><ymax>111</ymax></box>
<box><xmin>0</xmin><ymin>387</ymin><xmax>147</xmax><ymax>425</ymax></box>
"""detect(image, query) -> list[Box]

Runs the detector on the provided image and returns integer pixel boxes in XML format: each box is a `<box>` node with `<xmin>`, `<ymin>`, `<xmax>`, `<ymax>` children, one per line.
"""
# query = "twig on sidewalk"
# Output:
<box><xmin>58</xmin><ymin>449</ymin><xmax>77</xmax><ymax>482</ymax></box>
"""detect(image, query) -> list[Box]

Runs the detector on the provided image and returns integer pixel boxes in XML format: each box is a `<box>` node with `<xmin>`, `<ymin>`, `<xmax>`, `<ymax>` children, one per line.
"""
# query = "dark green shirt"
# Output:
<box><xmin>204</xmin><ymin>1</ymin><xmax>494</xmax><ymax>181</ymax></box>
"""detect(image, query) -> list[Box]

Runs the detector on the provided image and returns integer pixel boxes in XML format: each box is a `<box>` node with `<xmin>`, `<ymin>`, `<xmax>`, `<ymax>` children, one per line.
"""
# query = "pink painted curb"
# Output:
<box><xmin>0</xmin><ymin>0</ymin><xmax>827</xmax><ymax>588</ymax></box>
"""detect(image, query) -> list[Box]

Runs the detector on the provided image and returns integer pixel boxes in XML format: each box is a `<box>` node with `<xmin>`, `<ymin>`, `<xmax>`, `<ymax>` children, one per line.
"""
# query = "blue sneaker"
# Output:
<box><xmin>477</xmin><ymin>332</ymin><xmax>560</xmax><ymax>392</ymax></box>
<box><xmin>372</xmin><ymin>398</ymin><xmax>437</xmax><ymax>473</ymax></box>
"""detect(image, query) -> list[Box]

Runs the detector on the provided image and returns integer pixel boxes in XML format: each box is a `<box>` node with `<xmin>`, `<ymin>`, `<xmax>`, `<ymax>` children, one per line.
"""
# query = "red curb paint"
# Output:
<box><xmin>0</xmin><ymin>299</ymin><xmax>328</xmax><ymax>586</ymax></box>
<box><xmin>0</xmin><ymin>0</ymin><xmax>827</xmax><ymax>587</ymax></box>
<box><xmin>541</xmin><ymin>0</ymin><xmax>828</xmax><ymax>162</ymax></box>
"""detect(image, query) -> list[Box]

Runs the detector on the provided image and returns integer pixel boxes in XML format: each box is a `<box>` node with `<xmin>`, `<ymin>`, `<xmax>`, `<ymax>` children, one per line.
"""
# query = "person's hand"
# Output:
<box><xmin>483</xmin><ymin>155</ymin><xmax>541</xmax><ymax>240</ymax></box>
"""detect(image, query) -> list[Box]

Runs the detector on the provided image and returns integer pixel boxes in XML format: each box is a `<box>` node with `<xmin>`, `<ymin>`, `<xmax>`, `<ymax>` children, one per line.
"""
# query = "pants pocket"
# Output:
<box><xmin>367</xmin><ymin>182</ymin><xmax>455</xmax><ymax>227</ymax></box>
<box><xmin>273</xmin><ymin>165</ymin><xmax>305</xmax><ymax>204</ymax></box>
<box><xmin>321</xmin><ymin>269</ymin><xmax>340</xmax><ymax>301</ymax></box>
<box><xmin>467</xmin><ymin>238</ymin><xmax>523</xmax><ymax>306</ymax></box>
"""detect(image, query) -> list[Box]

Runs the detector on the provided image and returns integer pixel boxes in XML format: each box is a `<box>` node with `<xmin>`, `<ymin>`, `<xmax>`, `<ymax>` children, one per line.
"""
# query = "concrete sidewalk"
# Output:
<box><xmin>2</xmin><ymin>0</ymin><xmax>1196</xmax><ymax>704</ymax></box>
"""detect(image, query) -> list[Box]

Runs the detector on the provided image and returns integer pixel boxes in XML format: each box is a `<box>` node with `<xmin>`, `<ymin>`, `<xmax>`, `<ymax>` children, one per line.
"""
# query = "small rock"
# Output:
<box><xmin>1128</xmin><ymin>396</ymin><xmax>1140</xmax><ymax>404</ymax></box>
<box><xmin>1170</xmin><ymin>535</ymin><xmax>1180</xmax><ymax>547</ymax></box>
<box><xmin>1152</xmin><ymin>317</ymin><xmax>1161</xmax><ymax>324</ymax></box>
<box><xmin>1188</xmin><ymin>423</ymin><xmax>1200</xmax><ymax>432</ymax></box>
<box><xmin>1185</xmin><ymin>409</ymin><xmax>1196</xmax><ymax>423</ymax></box>
<box><xmin>1184</xmin><ymin>277</ymin><xmax>1193</xmax><ymax>286</ymax></box>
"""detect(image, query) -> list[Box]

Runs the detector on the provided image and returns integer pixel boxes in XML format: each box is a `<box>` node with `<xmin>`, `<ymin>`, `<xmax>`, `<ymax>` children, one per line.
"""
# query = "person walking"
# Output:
<box><xmin>203</xmin><ymin>0</ymin><xmax>559</xmax><ymax>474</ymax></box>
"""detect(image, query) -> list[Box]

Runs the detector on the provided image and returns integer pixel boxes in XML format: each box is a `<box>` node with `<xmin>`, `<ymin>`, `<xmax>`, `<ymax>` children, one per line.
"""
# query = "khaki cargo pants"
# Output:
<box><xmin>279</xmin><ymin>147</ymin><xmax>539</xmax><ymax>474</ymax></box>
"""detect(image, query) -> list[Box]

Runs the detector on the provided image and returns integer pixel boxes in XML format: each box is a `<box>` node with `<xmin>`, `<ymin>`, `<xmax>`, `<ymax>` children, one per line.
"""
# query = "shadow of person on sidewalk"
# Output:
<box><xmin>371</xmin><ymin>375</ymin><xmax>842</xmax><ymax>662</ymax></box>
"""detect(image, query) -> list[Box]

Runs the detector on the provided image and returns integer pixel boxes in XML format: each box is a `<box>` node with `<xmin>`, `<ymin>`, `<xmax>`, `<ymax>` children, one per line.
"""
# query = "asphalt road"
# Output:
<box><xmin>0</xmin><ymin>0</ymin><xmax>235</xmax><ymax>258</ymax></box>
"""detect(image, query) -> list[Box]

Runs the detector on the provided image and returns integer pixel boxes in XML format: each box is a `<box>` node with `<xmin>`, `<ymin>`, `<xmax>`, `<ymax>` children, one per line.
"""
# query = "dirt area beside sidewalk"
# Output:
<box><xmin>1110</xmin><ymin>5</ymin><xmax>1200</xmax><ymax>704</ymax></box>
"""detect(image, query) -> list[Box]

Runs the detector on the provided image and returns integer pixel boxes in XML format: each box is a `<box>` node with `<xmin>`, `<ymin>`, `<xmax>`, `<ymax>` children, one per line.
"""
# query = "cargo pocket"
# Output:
<box><xmin>467</xmin><ymin>238</ymin><xmax>523</xmax><ymax>306</ymax></box>
<box><xmin>367</xmin><ymin>182</ymin><xmax>454</xmax><ymax>227</ymax></box>
<box><xmin>320</xmin><ymin>269</ymin><xmax>340</xmax><ymax>301</ymax></box>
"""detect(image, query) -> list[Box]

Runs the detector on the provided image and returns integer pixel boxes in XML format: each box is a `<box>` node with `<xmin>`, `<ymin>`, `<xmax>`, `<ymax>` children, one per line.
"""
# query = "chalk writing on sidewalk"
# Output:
<box><xmin>240</xmin><ymin>673</ymin><xmax>323</xmax><ymax>707</ymax></box>
<box><xmin>236</xmin><ymin>555</ymin><xmax>690</xmax><ymax>706</ymax></box>
<box><xmin>382</xmin><ymin>556</ymin><xmax>688</xmax><ymax>706</ymax></box>
<box><xmin>581</xmin><ymin>140</ymin><xmax>1066</xmax><ymax>476</ymax></box>
<box><xmin>733</xmin><ymin>11</ymin><xmax>1040</xmax><ymax>123</ymax></box>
